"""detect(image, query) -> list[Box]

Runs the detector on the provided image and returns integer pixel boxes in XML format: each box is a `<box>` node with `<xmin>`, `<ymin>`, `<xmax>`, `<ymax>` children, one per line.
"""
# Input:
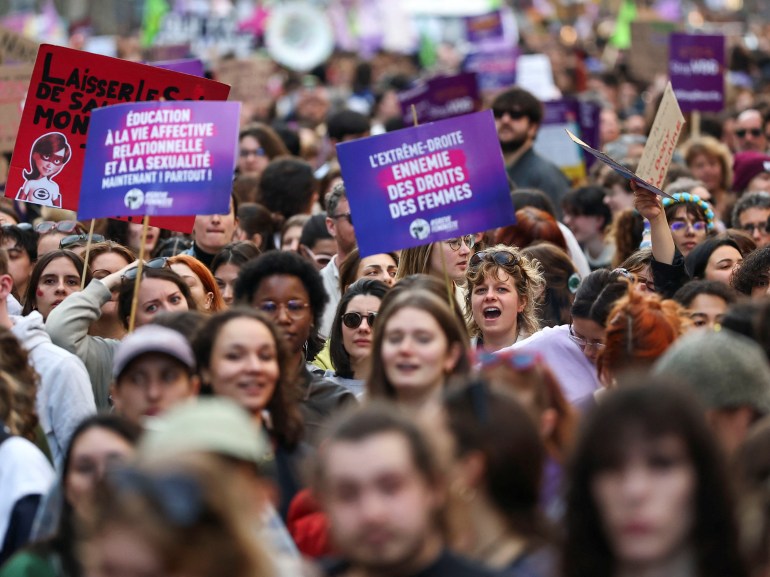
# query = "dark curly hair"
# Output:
<box><xmin>234</xmin><ymin>250</ymin><xmax>328</xmax><ymax>360</ymax></box>
<box><xmin>329</xmin><ymin>279</ymin><xmax>390</xmax><ymax>379</ymax></box>
<box><xmin>731</xmin><ymin>246</ymin><xmax>770</xmax><ymax>296</ymax></box>
<box><xmin>673</xmin><ymin>279</ymin><xmax>737</xmax><ymax>308</ymax></box>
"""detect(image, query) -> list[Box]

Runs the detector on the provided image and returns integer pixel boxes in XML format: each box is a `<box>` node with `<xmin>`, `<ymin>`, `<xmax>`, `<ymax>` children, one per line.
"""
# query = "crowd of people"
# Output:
<box><xmin>2</xmin><ymin>10</ymin><xmax>770</xmax><ymax>577</ymax></box>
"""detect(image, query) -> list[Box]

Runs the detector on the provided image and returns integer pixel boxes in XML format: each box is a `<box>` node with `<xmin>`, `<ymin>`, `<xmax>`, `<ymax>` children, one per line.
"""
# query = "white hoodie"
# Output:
<box><xmin>11</xmin><ymin>312</ymin><xmax>96</xmax><ymax>469</ymax></box>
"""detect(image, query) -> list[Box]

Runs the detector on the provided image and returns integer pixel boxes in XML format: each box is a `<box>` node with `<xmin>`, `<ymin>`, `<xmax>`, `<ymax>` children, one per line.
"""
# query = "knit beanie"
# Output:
<box><xmin>732</xmin><ymin>151</ymin><xmax>770</xmax><ymax>194</ymax></box>
<box><xmin>652</xmin><ymin>328</ymin><xmax>770</xmax><ymax>414</ymax></box>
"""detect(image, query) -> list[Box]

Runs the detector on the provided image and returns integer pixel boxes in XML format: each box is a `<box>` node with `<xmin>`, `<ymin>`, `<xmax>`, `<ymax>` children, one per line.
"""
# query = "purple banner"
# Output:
<box><xmin>337</xmin><ymin>111</ymin><xmax>515</xmax><ymax>257</ymax></box>
<box><xmin>78</xmin><ymin>101</ymin><xmax>239</xmax><ymax>220</ymax></box>
<box><xmin>465</xmin><ymin>11</ymin><xmax>505</xmax><ymax>44</ymax></box>
<box><xmin>462</xmin><ymin>47</ymin><xmax>518</xmax><ymax>92</ymax></box>
<box><xmin>150</xmin><ymin>58</ymin><xmax>205</xmax><ymax>77</ymax></box>
<box><xmin>398</xmin><ymin>73</ymin><xmax>480</xmax><ymax>126</ymax></box>
<box><xmin>669</xmin><ymin>33</ymin><xmax>725</xmax><ymax>113</ymax></box>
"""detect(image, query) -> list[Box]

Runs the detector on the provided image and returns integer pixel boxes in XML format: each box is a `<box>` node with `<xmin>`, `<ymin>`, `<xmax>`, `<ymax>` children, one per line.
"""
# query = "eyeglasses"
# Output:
<box><xmin>121</xmin><ymin>257</ymin><xmax>169</xmax><ymax>281</ymax></box>
<box><xmin>492</xmin><ymin>108</ymin><xmax>527</xmax><ymax>120</ymax></box>
<box><xmin>734</xmin><ymin>128</ymin><xmax>763</xmax><ymax>138</ymax></box>
<box><xmin>1</xmin><ymin>222</ymin><xmax>33</xmax><ymax>231</ymax></box>
<box><xmin>468</xmin><ymin>249</ymin><xmax>519</xmax><ymax>271</ymax></box>
<box><xmin>445</xmin><ymin>235</ymin><xmax>476</xmax><ymax>252</ymax></box>
<box><xmin>34</xmin><ymin>220</ymin><xmax>82</xmax><ymax>234</ymax></box>
<box><xmin>257</xmin><ymin>300</ymin><xmax>310</xmax><ymax>318</ymax></box>
<box><xmin>741</xmin><ymin>222</ymin><xmax>770</xmax><ymax>234</ymax></box>
<box><xmin>329</xmin><ymin>212</ymin><xmax>353</xmax><ymax>225</ymax></box>
<box><xmin>568</xmin><ymin>324</ymin><xmax>606</xmax><ymax>350</ymax></box>
<box><xmin>670</xmin><ymin>220</ymin><xmax>707</xmax><ymax>233</ymax></box>
<box><xmin>341</xmin><ymin>311</ymin><xmax>377</xmax><ymax>329</ymax></box>
<box><xmin>239</xmin><ymin>147</ymin><xmax>266</xmax><ymax>158</ymax></box>
<box><xmin>301</xmin><ymin>246</ymin><xmax>333</xmax><ymax>267</ymax></box>
<box><xmin>60</xmin><ymin>233</ymin><xmax>106</xmax><ymax>249</ymax></box>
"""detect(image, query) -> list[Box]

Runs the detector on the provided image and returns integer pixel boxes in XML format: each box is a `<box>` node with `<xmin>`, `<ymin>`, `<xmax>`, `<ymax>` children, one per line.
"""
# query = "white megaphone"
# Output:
<box><xmin>265</xmin><ymin>2</ymin><xmax>335</xmax><ymax>72</ymax></box>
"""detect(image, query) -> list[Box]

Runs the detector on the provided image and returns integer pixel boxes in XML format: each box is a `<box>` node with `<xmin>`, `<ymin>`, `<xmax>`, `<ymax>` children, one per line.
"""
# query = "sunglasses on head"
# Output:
<box><xmin>60</xmin><ymin>233</ymin><xmax>106</xmax><ymax>249</ymax></box>
<box><xmin>35</xmin><ymin>220</ymin><xmax>82</xmax><ymax>234</ymax></box>
<box><xmin>735</xmin><ymin>128</ymin><xmax>763</xmax><ymax>138</ymax></box>
<box><xmin>2</xmin><ymin>222</ymin><xmax>33</xmax><ymax>231</ymax></box>
<box><xmin>469</xmin><ymin>250</ymin><xmax>520</xmax><ymax>272</ymax></box>
<box><xmin>341</xmin><ymin>311</ymin><xmax>377</xmax><ymax>329</ymax></box>
<box><xmin>121</xmin><ymin>257</ymin><xmax>169</xmax><ymax>281</ymax></box>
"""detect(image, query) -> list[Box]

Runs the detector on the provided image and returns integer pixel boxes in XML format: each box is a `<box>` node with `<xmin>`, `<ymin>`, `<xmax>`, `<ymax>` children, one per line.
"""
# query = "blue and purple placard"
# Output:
<box><xmin>462</xmin><ymin>47</ymin><xmax>518</xmax><ymax>92</ymax></box>
<box><xmin>337</xmin><ymin>110</ymin><xmax>515</xmax><ymax>257</ymax></box>
<box><xmin>150</xmin><ymin>58</ymin><xmax>205</xmax><ymax>77</ymax></box>
<box><xmin>465</xmin><ymin>11</ymin><xmax>505</xmax><ymax>44</ymax></box>
<box><xmin>669</xmin><ymin>33</ymin><xmax>725</xmax><ymax>113</ymax></box>
<box><xmin>398</xmin><ymin>73</ymin><xmax>480</xmax><ymax>126</ymax></box>
<box><xmin>78</xmin><ymin>100</ymin><xmax>239</xmax><ymax>220</ymax></box>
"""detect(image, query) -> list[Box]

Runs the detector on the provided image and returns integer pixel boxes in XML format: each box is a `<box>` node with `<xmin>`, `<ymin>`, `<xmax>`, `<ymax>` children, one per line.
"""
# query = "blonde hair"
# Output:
<box><xmin>464</xmin><ymin>244</ymin><xmax>544</xmax><ymax>340</ymax></box>
<box><xmin>396</xmin><ymin>243</ymin><xmax>434</xmax><ymax>279</ymax></box>
<box><xmin>682</xmin><ymin>135</ymin><xmax>733</xmax><ymax>192</ymax></box>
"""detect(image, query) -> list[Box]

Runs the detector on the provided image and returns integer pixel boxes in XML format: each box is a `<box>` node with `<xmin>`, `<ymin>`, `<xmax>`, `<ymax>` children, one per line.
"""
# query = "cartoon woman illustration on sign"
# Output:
<box><xmin>16</xmin><ymin>132</ymin><xmax>71</xmax><ymax>208</ymax></box>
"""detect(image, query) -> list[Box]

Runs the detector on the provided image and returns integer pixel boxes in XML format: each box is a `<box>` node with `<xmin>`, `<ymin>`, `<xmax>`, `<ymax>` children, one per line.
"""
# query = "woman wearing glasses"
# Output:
<box><xmin>324</xmin><ymin>279</ymin><xmax>390</xmax><ymax>397</ymax></box>
<box><xmin>662</xmin><ymin>193</ymin><xmax>715</xmax><ymax>258</ymax></box>
<box><xmin>464</xmin><ymin>245</ymin><xmax>544</xmax><ymax>352</ymax></box>
<box><xmin>397</xmin><ymin>234</ymin><xmax>476</xmax><ymax>286</ymax></box>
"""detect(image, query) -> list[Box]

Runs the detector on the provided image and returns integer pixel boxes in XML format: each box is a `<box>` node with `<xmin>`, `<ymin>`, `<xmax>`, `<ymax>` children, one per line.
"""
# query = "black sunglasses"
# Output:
<box><xmin>468</xmin><ymin>250</ymin><xmax>520</xmax><ymax>272</ymax></box>
<box><xmin>341</xmin><ymin>311</ymin><xmax>377</xmax><ymax>329</ymax></box>
<box><xmin>60</xmin><ymin>233</ymin><xmax>106</xmax><ymax>249</ymax></box>
<box><xmin>492</xmin><ymin>108</ymin><xmax>528</xmax><ymax>120</ymax></box>
<box><xmin>735</xmin><ymin>128</ymin><xmax>763</xmax><ymax>138</ymax></box>
<box><xmin>121</xmin><ymin>257</ymin><xmax>169</xmax><ymax>281</ymax></box>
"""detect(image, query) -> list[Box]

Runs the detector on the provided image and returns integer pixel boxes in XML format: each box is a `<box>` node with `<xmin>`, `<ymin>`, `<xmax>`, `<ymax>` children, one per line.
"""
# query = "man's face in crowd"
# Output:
<box><xmin>738</xmin><ymin>206</ymin><xmax>770</xmax><ymax>248</ymax></box>
<box><xmin>326</xmin><ymin>197</ymin><xmax>357</xmax><ymax>256</ymax></box>
<box><xmin>321</xmin><ymin>432</ymin><xmax>441</xmax><ymax>574</ymax></box>
<box><xmin>193</xmin><ymin>202</ymin><xmax>238</xmax><ymax>255</ymax></box>
<box><xmin>112</xmin><ymin>353</ymin><xmax>199</xmax><ymax>425</ymax></box>
<box><xmin>734</xmin><ymin>110</ymin><xmax>768</xmax><ymax>153</ymax></box>
<box><xmin>0</xmin><ymin>237</ymin><xmax>33</xmax><ymax>296</ymax></box>
<box><xmin>494</xmin><ymin>108</ymin><xmax>537</xmax><ymax>154</ymax></box>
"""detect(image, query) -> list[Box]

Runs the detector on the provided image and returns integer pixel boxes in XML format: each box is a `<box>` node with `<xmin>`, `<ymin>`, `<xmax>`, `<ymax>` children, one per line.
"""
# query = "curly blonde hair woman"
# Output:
<box><xmin>465</xmin><ymin>244</ymin><xmax>544</xmax><ymax>352</ymax></box>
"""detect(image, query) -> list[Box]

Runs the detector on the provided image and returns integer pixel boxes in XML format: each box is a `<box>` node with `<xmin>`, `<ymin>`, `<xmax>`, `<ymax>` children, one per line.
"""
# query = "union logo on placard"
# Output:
<box><xmin>124</xmin><ymin>188</ymin><xmax>144</xmax><ymax>210</ymax></box>
<box><xmin>409</xmin><ymin>218</ymin><xmax>430</xmax><ymax>240</ymax></box>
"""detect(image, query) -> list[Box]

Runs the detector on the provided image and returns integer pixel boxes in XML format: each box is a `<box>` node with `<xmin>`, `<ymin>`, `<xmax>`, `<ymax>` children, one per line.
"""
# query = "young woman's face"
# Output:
<box><xmin>251</xmin><ymin>274</ymin><xmax>313</xmax><ymax>355</ymax></box>
<box><xmin>669</xmin><ymin>206</ymin><xmax>707</xmax><ymax>257</ymax></box>
<box><xmin>238</xmin><ymin>135</ymin><xmax>269</xmax><ymax>178</ymax></box>
<box><xmin>134</xmin><ymin>278</ymin><xmax>189</xmax><ymax>327</ymax></box>
<box><xmin>34</xmin><ymin>147</ymin><xmax>67</xmax><ymax>178</ymax></box>
<box><xmin>169</xmin><ymin>262</ymin><xmax>212</xmax><ymax>311</ymax></box>
<box><xmin>429</xmin><ymin>238</ymin><xmax>471</xmax><ymax>283</ymax></box>
<box><xmin>281</xmin><ymin>225</ymin><xmax>303</xmax><ymax>252</ymax></box>
<box><xmin>36</xmin><ymin>256</ymin><xmax>81</xmax><ymax>320</ymax></box>
<box><xmin>65</xmin><ymin>427</ymin><xmax>135</xmax><ymax>517</ymax></box>
<box><xmin>213</xmin><ymin>262</ymin><xmax>240</xmax><ymax>307</ymax></box>
<box><xmin>381</xmin><ymin>307</ymin><xmax>459</xmax><ymax>401</ymax></box>
<box><xmin>704</xmin><ymin>245</ymin><xmax>742</xmax><ymax>286</ymax></box>
<box><xmin>127</xmin><ymin>223</ymin><xmax>159</xmax><ymax>253</ymax></box>
<box><xmin>688</xmin><ymin>153</ymin><xmax>722</xmax><ymax>192</ymax></box>
<box><xmin>92</xmin><ymin>252</ymin><xmax>132</xmax><ymax>316</ymax></box>
<box><xmin>570</xmin><ymin>317</ymin><xmax>607</xmax><ymax>365</ymax></box>
<box><xmin>356</xmin><ymin>254</ymin><xmax>398</xmax><ymax>287</ymax></box>
<box><xmin>207</xmin><ymin>317</ymin><xmax>280</xmax><ymax>415</ymax></box>
<box><xmin>591</xmin><ymin>435</ymin><xmax>696</xmax><ymax>567</ymax></box>
<box><xmin>341</xmin><ymin>294</ymin><xmax>382</xmax><ymax>368</ymax></box>
<box><xmin>471</xmin><ymin>269</ymin><xmax>524</xmax><ymax>346</ymax></box>
<box><xmin>687</xmin><ymin>294</ymin><xmax>728</xmax><ymax>332</ymax></box>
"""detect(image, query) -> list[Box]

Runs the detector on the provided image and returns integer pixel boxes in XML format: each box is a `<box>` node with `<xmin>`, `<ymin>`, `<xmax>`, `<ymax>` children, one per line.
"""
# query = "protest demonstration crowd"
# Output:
<box><xmin>4</xmin><ymin>0</ymin><xmax>770</xmax><ymax>577</ymax></box>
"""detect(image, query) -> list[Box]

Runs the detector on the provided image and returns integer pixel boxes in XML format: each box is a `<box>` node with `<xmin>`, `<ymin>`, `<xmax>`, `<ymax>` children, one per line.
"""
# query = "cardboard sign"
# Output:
<box><xmin>669</xmin><ymin>33</ymin><xmax>725</xmax><ymax>113</ymax></box>
<box><xmin>515</xmin><ymin>54</ymin><xmax>560</xmax><ymax>101</ymax></box>
<box><xmin>566</xmin><ymin>131</ymin><xmax>672</xmax><ymax>199</ymax></box>
<box><xmin>0</xmin><ymin>64</ymin><xmax>33</xmax><ymax>154</ymax></box>
<box><xmin>6</xmin><ymin>45</ymin><xmax>230</xmax><ymax>211</ymax></box>
<box><xmin>337</xmin><ymin>110</ymin><xmax>515</xmax><ymax>257</ymax></box>
<box><xmin>0</xmin><ymin>26</ymin><xmax>39</xmax><ymax>64</ymax></box>
<box><xmin>398</xmin><ymin>73</ymin><xmax>480</xmax><ymax>125</ymax></box>
<box><xmin>635</xmin><ymin>82</ymin><xmax>685</xmax><ymax>188</ymax></box>
<box><xmin>151</xmin><ymin>58</ymin><xmax>205</xmax><ymax>77</ymax></box>
<box><xmin>214</xmin><ymin>56</ymin><xmax>273</xmax><ymax>104</ymax></box>
<box><xmin>627</xmin><ymin>21</ymin><xmax>676</xmax><ymax>84</ymax></box>
<box><xmin>78</xmin><ymin>101</ymin><xmax>239</xmax><ymax>220</ymax></box>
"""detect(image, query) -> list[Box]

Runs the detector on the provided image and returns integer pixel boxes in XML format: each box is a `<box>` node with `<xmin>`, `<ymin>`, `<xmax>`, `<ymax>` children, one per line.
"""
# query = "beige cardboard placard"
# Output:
<box><xmin>0</xmin><ymin>63</ymin><xmax>33</xmax><ymax>153</ymax></box>
<box><xmin>636</xmin><ymin>82</ymin><xmax>685</xmax><ymax>189</ymax></box>
<box><xmin>0</xmin><ymin>27</ymin><xmax>39</xmax><ymax>64</ymax></box>
<box><xmin>627</xmin><ymin>21</ymin><xmax>676</xmax><ymax>84</ymax></box>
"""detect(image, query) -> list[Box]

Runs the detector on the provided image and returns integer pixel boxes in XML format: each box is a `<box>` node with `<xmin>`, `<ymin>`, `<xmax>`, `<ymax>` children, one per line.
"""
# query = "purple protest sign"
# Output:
<box><xmin>398</xmin><ymin>73</ymin><xmax>480</xmax><ymax>125</ymax></box>
<box><xmin>465</xmin><ymin>11</ymin><xmax>505</xmax><ymax>44</ymax></box>
<box><xmin>337</xmin><ymin>110</ymin><xmax>515</xmax><ymax>257</ymax></box>
<box><xmin>462</xmin><ymin>47</ymin><xmax>518</xmax><ymax>92</ymax></box>
<box><xmin>78</xmin><ymin>101</ymin><xmax>239</xmax><ymax>220</ymax></box>
<box><xmin>669</xmin><ymin>33</ymin><xmax>725</xmax><ymax>113</ymax></box>
<box><xmin>151</xmin><ymin>58</ymin><xmax>205</xmax><ymax>77</ymax></box>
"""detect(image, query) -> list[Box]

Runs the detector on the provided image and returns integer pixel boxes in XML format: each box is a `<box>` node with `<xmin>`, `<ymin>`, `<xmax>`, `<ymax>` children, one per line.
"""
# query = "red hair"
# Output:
<box><xmin>597</xmin><ymin>291</ymin><xmax>683</xmax><ymax>385</ymax></box>
<box><xmin>167</xmin><ymin>254</ymin><xmax>226</xmax><ymax>313</ymax></box>
<box><xmin>495</xmin><ymin>206</ymin><xmax>567</xmax><ymax>251</ymax></box>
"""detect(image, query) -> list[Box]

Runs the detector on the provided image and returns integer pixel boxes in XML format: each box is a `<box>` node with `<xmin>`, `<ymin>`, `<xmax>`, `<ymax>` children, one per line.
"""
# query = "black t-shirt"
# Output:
<box><xmin>322</xmin><ymin>548</ymin><xmax>501</xmax><ymax>577</ymax></box>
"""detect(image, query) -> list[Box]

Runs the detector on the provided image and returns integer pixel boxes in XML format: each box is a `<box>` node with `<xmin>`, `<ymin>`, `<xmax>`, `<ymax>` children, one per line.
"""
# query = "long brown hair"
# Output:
<box><xmin>0</xmin><ymin>327</ymin><xmax>39</xmax><ymax>441</ymax></box>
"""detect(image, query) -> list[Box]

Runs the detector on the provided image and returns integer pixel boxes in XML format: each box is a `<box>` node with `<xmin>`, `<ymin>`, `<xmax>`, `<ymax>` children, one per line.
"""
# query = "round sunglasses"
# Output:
<box><xmin>341</xmin><ymin>311</ymin><xmax>377</xmax><ymax>329</ymax></box>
